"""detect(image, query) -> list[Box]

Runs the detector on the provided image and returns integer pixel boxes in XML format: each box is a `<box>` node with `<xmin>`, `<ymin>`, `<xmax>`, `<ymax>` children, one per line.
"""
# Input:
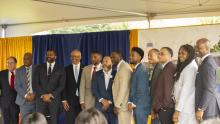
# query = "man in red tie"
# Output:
<box><xmin>0</xmin><ymin>56</ymin><xmax>19</xmax><ymax>124</ymax></box>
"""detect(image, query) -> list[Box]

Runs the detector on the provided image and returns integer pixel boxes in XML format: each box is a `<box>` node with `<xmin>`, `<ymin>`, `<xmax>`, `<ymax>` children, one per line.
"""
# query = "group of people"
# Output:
<box><xmin>0</xmin><ymin>37</ymin><xmax>219</xmax><ymax>124</ymax></box>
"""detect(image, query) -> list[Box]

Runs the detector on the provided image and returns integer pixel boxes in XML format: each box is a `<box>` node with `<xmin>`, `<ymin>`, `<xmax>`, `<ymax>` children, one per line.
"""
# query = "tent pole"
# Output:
<box><xmin>1</xmin><ymin>24</ymin><xmax>7</xmax><ymax>38</ymax></box>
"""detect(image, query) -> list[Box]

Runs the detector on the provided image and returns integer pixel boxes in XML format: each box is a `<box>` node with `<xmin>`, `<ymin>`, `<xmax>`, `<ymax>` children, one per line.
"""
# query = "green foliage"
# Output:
<box><xmin>48</xmin><ymin>23</ymin><xmax>129</xmax><ymax>34</ymax></box>
<box><xmin>211</xmin><ymin>37</ymin><xmax>220</xmax><ymax>52</ymax></box>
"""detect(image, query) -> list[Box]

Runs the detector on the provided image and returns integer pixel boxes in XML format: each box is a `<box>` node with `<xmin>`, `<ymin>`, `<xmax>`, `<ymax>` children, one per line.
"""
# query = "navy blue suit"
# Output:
<box><xmin>92</xmin><ymin>70</ymin><xmax>117</xmax><ymax>124</ymax></box>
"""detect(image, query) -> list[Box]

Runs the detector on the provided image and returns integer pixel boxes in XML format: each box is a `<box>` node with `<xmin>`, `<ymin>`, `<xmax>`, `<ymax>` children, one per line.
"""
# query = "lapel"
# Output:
<box><xmin>70</xmin><ymin>64</ymin><xmax>77</xmax><ymax>83</ymax></box>
<box><xmin>107</xmin><ymin>71</ymin><xmax>115</xmax><ymax>91</ymax></box>
<box><xmin>78</xmin><ymin>65</ymin><xmax>83</xmax><ymax>83</ymax></box>
<box><xmin>6</xmin><ymin>70</ymin><xmax>9</xmax><ymax>86</ymax></box>
<box><xmin>99</xmin><ymin>71</ymin><xmax>106</xmax><ymax>90</ymax></box>
<box><xmin>21</xmin><ymin>66</ymin><xmax>27</xmax><ymax>88</ymax></box>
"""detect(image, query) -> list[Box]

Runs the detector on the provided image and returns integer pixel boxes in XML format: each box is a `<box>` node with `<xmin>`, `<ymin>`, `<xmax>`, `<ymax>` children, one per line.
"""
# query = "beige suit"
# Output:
<box><xmin>79</xmin><ymin>65</ymin><xmax>95</xmax><ymax>109</ymax></box>
<box><xmin>112</xmin><ymin>60</ymin><xmax>132</xmax><ymax>124</ymax></box>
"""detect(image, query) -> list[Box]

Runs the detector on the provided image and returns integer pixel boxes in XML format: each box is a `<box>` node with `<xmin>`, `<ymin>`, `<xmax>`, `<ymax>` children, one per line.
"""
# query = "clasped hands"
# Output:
<box><xmin>41</xmin><ymin>93</ymin><xmax>54</xmax><ymax>103</ymax></box>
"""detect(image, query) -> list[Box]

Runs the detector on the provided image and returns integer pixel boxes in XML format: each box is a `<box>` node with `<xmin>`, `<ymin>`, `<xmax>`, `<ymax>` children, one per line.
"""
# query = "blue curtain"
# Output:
<box><xmin>32</xmin><ymin>30</ymin><xmax>130</xmax><ymax>66</ymax></box>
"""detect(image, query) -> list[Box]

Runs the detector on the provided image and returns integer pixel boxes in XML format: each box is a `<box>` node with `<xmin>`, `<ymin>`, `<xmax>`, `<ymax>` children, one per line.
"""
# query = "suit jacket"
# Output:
<box><xmin>33</xmin><ymin>63</ymin><xmax>66</xmax><ymax>100</ymax></box>
<box><xmin>195</xmin><ymin>55</ymin><xmax>220</xmax><ymax>119</ymax></box>
<box><xmin>152</xmin><ymin>61</ymin><xmax>176</xmax><ymax>112</ymax></box>
<box><xmin>0</xmin><ymin>70</ymin><xmax>17</xmax><ymax>108</ymax></box>
<box><xmin>62</xmin><ymin>64</ymin><xmax>83</xmax><ymax>107</ymax></box>
<box><xmin>79</xmin><ymin>65</ymin><xmax>95</xmax><ymax>109</ymax></box>
<box><xmin>92</xmin><ymin>70</ymin><xmax>116</xmax><ymax>112</ymax></box>
<box><xmin>173</xmin><ymin>60</ymin><xmax>198</xmax><ymax>114</ymax></box>
<box><xmin>112</xmin><ymin>60</ymin><xmax>132</xmax><ymax>111</ymax></box>
<box><xmin>14</xmin><ymin>65</ymin><xmax>36</xmax><ymax>106</ymax></box>
<box><xmin>150</xmin><ymin>63</ymin><xmax>163</xmax><ymax>98</ymax></box>
<box><xmin>128</xmin><ymin>63</ymin><xmax>151</xmax><ymax>114</ymax></box>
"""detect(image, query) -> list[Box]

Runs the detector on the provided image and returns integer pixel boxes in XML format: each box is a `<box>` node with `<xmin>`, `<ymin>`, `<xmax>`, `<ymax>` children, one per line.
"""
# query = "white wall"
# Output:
<box><xmin>138</xmin><ymin>24</ymin><xmax>220</xmax><ymax>61</ymax></box>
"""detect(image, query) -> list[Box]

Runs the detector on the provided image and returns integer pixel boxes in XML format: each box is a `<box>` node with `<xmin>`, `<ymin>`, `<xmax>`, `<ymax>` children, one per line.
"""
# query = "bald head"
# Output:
<box><xmin>102</xmin><ymin>56</ymin><xmax>112</xmax><ymax>72</ymax></box>
<box><xmin>23</xmin><ymin>52</ymin><xmax>32</xmax><ymax>67</ymax></box>
<box><xmin>71</xmin><ymin>49</ymin><xmax>81</xmax><ymax>65</ymax></box>
<box><xmin>196</xmin><ymin>38</ymin><xmax>211</xmax><ymax>57</ymax></box>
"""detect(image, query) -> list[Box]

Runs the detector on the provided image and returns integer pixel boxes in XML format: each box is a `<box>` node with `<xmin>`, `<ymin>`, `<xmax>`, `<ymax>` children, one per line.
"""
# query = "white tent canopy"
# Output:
<box><xmin>1</xmin><ymin>0</ymin><xmax>220</xmax><ymax>37</ymax></box>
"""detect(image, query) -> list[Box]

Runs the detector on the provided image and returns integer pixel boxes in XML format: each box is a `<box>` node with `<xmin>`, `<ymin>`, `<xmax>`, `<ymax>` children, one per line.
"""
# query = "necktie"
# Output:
<box><xmin>10</xmin><ymin>71</ymin><xmax>14</xmax><ymax>90</ymax></box>
<box><xmin>92</xmin><ymin>66</ymin><xmax>97</xmax><ymax>76</ymax></box>
<box><xmin>48</xmin><ymin>64</ymin><xmax>52</xmax><ymax>76</ymax></box>
<box><xmin>26</xmin><ymin>67</ymin><xmax>31</xmax><ymax>93</ymax></box>
<box><xmin>74</xmin><ymin>66</ymin><xmax>79</xmax><ymax>82</ymax></box>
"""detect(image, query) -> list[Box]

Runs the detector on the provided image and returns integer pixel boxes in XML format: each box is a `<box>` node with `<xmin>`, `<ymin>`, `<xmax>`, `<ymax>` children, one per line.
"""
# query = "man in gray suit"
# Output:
<box><xmin>15</xmin><ymin>53</ymin><xmax>35</xmax><ymax>118</ymax></box>
<box><xmin>195</xmin><ymin>38</ymin><xmax>220</xmax><ymax>122</ymax></box>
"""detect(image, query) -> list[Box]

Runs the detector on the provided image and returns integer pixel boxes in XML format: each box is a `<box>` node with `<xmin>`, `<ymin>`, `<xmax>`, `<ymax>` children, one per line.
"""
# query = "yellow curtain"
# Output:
<box><xmin>0</xmin><ymin>36</ymin><xmax>32</xmax><ymax>70</ymax></box>
<box><xmin>130</xmin><ymin>29</ymin><xmax>138</xmax><ymax>51</ymax></box>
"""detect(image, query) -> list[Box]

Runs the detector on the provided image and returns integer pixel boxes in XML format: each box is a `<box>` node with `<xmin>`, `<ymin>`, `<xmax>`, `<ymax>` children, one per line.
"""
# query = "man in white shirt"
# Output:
<box><xmin>62</xmin><ymin>49</ymin><xmax>84</xmax><ymax>124</ymax></box>
<box><xmin>80</xmin><ymin>51</ymin><xmax>102</xmax><ymax>109</ymax></box>
<box><xmin>92</xmin><ymin>56</ymin><xmax>117</xmax><ymax>124</ymax></box>
<box><xmin>0</xmin><ymin>56</ymin><xmax>19</xmax><ymax>124</ymax></box>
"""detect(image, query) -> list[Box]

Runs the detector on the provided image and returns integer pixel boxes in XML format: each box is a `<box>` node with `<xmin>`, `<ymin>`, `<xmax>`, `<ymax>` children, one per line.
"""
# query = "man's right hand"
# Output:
<box><xmin>62</xmin><ymin>100</ymin><xmax>70</xmax><ymax>111</ymax></box>
<box><xmin>25</xmin><ymin>93</ymin><xmax>35</xmax><ymax>102</ymax></box>
<box><xmin>80</xmin><ymin>103</ymin><xmax>85</xmax><ymax>110</ymax></box>
<box><xmin>151</xmin><ymin>110</ymin><xmax>155</xmax><ymax>120</ymax></box>
<box><xmin>101</xmin><ymin>99</ymin><xmax>110</xmax><ymax>111</ymax></box>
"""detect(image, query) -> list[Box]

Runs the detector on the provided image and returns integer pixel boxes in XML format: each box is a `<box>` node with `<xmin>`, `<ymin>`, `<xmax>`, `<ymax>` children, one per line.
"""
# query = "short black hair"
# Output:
<box><xmin>91</xmin><ymin>50</ymin><xmax>102</xmax><ymax>56</ymax></box>
<box><xmin>47</xmin><ymin>49</ymin><xmax>57</xmax><ymax>56</ymax></box>
<box><xmin>111</xmin><ymin>51</ymin><xmax>123</xmax><ymax>58</ymax></box>
<box><xmin>132</xmin><ymin>47</ymin><xmax>144</xmax><ymax>60</ymax></box>
<box><xmin>7</xmin><ymin>56</ymin><xmax>17</xmax><ymax>63</ymax></box>
<box><xmin>161</xmin><ymin>47</ymin><xmax>173</xmax><ymax>57</ymax></box>
<box><xmin>149</xmin><ymin>48</ymin><xmax>159</xmax><ymax>54</ymax></box>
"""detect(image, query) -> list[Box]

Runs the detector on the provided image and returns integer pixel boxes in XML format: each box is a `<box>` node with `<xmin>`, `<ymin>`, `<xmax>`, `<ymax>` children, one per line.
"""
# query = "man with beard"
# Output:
<box><xmin>111</xmin><ymin>51</ymin><xmax>132</xmax><ymax>124</ymax></box>
<box><xmin>33</xmin><ymin>50</ymin><xmax>66</xmax><ymax>124</ymax></box>
<box><xmin>92</xmin><ymin>56</ymin><xmax>117</xmax><ymax>124</ymax></box>
<box><xmin>80</xmin><ymin>51</ymin><xmax>102</xmax><ymax>110</ymax></box>
<box><xmin>128</xmin><ymin>47</ymin><xmax>151</xmax><ymax>124</ymax></box>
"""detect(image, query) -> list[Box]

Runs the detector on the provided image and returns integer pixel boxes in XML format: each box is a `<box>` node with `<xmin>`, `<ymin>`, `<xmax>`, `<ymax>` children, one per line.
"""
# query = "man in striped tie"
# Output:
<box><xmin>14</xmin><ymin>53</ymin><xmax>36</xmax><ymax>118</ymax></box>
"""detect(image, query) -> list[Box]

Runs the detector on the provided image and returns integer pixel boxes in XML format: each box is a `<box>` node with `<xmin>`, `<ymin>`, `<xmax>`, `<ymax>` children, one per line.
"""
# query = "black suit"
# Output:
<box><xmin>33</xmin><ymin>63</ymin><xmax>66</xmax><ymax>124</ymax></box>
<box><xmin>0</xmin><ymin>70</ymin><xmax>19</xmax><ymax>124</ymax></box>
<box><xmin>62</xmin><ymin>64</ymin><xmax>83</xmax><ymax>124</ymax></box>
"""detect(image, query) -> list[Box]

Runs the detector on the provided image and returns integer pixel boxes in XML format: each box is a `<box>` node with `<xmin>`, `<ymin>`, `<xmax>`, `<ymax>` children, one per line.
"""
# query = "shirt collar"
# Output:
<box><xmin>134</xmin><ymin>63</ymin><xmax>141</xmax><ymax>69</ymax></box>
<box><xmin>93</xmin><ymin>63</ymin><xmax>102</xmax><ymax>69</ymax></box>
<box><xmin>25</xmin><ymin>65</ymin><xmax>32</xmax><ymax>69</ymax></box>
<box><xmin>73</xmin><ymin>63</ymin><xmax>80</xmax><ymax>68</ymax></box>
<box><xmin>47</xmin><ymin>61</ymin><xmax>55</xmax><ymax>67</ymax></box>
<box><xmin>117</xmin><ymin>60</ymin><xmax>123</xmax><ymax>71</ymax></box>
<box><xmin>103</xmin><ymin>69</ymin><xmax>112</xmax><ymax>75</ymax></box>
<box><xmin>162</xmin><ymin>61</ymin><xmax>170</xmax><ymax>69</ymax></box>
<box><xmin>201</xmin><ymin>53</ymin><xmax>211</xmax><ymax>62</ymax></box>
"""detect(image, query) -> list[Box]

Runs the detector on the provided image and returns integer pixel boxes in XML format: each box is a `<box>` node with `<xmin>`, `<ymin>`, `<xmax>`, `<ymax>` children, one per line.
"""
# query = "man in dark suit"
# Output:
<box><xmin>148</xmin><ymin>48</ymin><xmax>162</xmax><ymax>124</ymax></box>
<box><xmin>195</xmin><ymin>38</ymin><xmax>220</xmax><ymax>122</ymax></box>
<box><xmin>92</xmin><ymin>56</ymin><xmax>117</xmax><ymax>124</ymax></box>
<box><xmin>152</xmin><ymin>47</ymin><xmax>176</xmax><ymax>124</ymax></box>
<box><xmin>0</xmin><ymin>56</ymin><xmax>19</xmax><ymax>124</ymax></box>
<box><xmin>33</xmin><ymin>50</ymin><xmax>66</xmax><ymax>124</ymax></box>
<box><xmin>15</xmin><ymin>53</ymin><xmax>36</xmax><ymax>118</ymax></box>
<box><xmin>62</xmin><ymin>49</ymin><xmax>83</xmax><ymax>124</ymax></box>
